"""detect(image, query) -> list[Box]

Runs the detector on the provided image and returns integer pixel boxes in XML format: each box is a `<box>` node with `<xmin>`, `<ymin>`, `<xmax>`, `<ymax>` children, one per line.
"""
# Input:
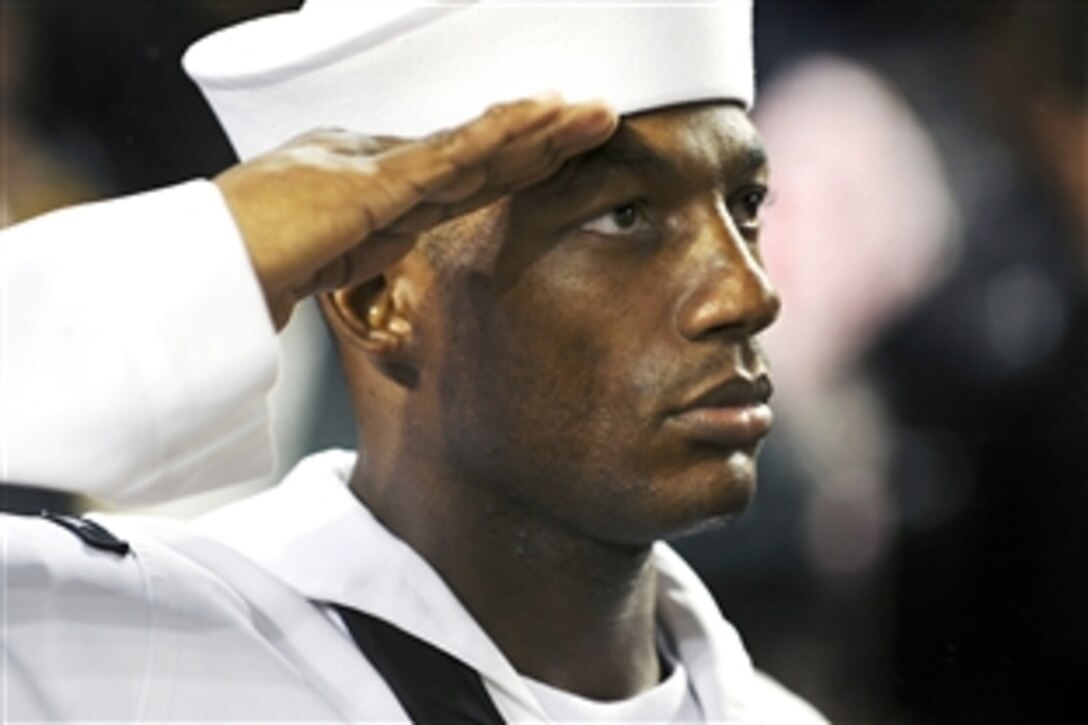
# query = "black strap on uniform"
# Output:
<box><xmin>39</xmin><ymin>510</ymin><xmax>131</xmax><ymax>556</ymax></box>
<box><xmin>331</xmin><ymin>604</ymin><xmax>506</xmax><ymax>725</ymax></box>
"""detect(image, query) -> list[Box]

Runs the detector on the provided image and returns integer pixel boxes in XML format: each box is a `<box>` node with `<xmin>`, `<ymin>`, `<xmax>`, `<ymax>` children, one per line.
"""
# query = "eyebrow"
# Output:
<box><xmin>549</xmin><ymin>128</ymin><xmax>770</xmax><ymax>201</ymax></box>
<box><xmin>549</xmin><ymin>130</ymin><xmax>673</xmax><ymax>199</ymax></box>
<box><xmin>740</xmin><ymin>145</ymin><xmax>770</xmax><ymax>178</ymax></box>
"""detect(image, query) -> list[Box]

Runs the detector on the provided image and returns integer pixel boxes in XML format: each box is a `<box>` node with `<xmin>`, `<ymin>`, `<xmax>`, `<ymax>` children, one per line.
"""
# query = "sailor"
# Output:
<box><xmin>3</xmin><ymin>1</ymin><xmax>826</xmax><ymax>721</ymax></box>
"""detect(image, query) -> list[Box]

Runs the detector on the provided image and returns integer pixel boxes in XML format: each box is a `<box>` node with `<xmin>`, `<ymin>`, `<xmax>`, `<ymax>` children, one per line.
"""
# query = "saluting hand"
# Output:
<box><xmin>214</xmin><ymin>95</ymin><xmax>618</xmax><ymax>329</ymax></box>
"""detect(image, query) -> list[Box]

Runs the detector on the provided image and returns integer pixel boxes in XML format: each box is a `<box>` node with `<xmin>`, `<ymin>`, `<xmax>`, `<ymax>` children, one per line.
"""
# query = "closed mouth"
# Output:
<box><xmin>667</xmin><ymin>374</ymin><xmax>774</xmax><ymax>446</ymax></box>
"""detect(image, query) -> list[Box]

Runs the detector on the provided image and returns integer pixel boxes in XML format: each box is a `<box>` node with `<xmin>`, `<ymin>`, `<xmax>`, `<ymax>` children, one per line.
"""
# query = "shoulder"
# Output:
<box><xmin>3</xmin><ymin>511</ymin><xmax>147</xmax><ymax>598</ymax></box>
<box><xmin>2</xmin><ymin>510</ymin><xmax>256</xmax><ymax>642</ymax></box>
<box><xmin>2</xmin><ymin>512</ymin><xmax>196</xmax><ymax>719</ymax></box>
<box><xmin>2</xmin><ymin>510</ymin><xmax>358</xmax><ymax>720</ymax></box>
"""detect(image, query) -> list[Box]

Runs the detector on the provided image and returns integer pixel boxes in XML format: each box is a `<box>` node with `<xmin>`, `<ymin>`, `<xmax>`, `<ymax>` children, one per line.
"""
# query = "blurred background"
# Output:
<box><xmin>2</xmin><ymin>1</ymin><xmax>1085</xmax><ymax>722</ymax></box>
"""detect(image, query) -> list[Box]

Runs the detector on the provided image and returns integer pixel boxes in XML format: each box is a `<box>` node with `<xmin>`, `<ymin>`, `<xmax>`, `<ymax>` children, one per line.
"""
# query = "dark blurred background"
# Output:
<box><xmin>3</xmin><ymin>1</ymin><xmax>1085</xmax><ymax>722</ymax></box>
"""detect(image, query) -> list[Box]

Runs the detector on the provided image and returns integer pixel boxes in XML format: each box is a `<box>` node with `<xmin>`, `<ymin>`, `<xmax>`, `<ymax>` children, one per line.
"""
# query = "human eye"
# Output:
<box><xmin>729</xmin><ymin>185</ymin><xmax>771</xmax><ymax>235</ymax></box>
<box><xmin>579</xmin><ymin>202</ymin><xmax>654</xmax><ymax>238</ymax></box>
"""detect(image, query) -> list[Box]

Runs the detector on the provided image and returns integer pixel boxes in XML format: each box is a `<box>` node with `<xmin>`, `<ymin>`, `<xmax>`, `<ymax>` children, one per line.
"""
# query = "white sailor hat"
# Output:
<box><xmin>184</xmin><ymin>0</ymin><xmax>755</xmax><ymax>160</ymax></box>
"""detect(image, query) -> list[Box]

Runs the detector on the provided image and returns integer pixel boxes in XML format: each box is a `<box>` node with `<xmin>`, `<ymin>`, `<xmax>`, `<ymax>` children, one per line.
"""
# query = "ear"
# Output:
<box><xmin>322</xmin><ymin>269</ymin><xmax>419</xmax><ymax>361</ymax></box>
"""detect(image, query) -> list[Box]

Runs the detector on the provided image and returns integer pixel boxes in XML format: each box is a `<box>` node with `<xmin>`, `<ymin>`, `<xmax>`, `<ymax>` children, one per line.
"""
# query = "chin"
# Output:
<box><xmin>718</xmin><ymin>448</ymin><xmax>759</xmax><ymax>506</ymax></box>
<box><xmin>673</xmin><ymin>449</ymin><xmax>760</xmax><ymax>534</ymax></box>
<box><xmin>609</xmin><ymin>450</ymin><xmax>760</xmax><ymax>545</ymax></box>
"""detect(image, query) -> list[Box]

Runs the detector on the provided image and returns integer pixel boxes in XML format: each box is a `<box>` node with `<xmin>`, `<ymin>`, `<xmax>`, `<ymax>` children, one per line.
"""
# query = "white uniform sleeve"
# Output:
<box><xmin>1</xmin><ymin>180</ymin><xmax>279</xmax><ymax>505</ymax></box>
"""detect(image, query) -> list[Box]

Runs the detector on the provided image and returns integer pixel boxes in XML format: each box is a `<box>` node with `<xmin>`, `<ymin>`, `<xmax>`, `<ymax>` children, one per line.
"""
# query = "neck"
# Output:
<box><xmin>350</xmin><ymin>453</ymin><xmax>662</xmax><ymax>701</ymax></box>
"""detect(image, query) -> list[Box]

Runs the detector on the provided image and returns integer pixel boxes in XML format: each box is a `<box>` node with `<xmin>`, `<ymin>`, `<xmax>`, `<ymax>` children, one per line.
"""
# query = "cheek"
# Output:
<box><xmin>491</xmin><ymin>305</ymin><xmax>616</xmax><ymax>442</ymax></box>
<box><xmin>443</xmin><ymin>272</ymin><xmax>646</xmax><ymax>473</ymax></box>
<box><xmin>485</xmin><ymin>262</ymin><xmax>680</xmax><ymax>453</ymax></box>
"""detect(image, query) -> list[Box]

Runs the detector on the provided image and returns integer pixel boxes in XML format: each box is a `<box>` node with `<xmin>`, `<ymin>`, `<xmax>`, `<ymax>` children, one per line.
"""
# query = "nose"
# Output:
<box><xmin>677</xmin><ymin>206</ymin><xmax>781</xmax><ymax>341</ymax></box>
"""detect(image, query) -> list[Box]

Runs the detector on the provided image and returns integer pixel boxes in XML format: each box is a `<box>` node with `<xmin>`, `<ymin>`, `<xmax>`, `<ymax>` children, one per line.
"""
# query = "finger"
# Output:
<box><xmin>330</xmin><ymin>96</ymin><xmax>567</xmax><ymax>240</ymax></box>
<box><xmin>277</xmin><ymin>128</ymin><xmax>399</xmax><ymax>157</ymax></box>
<box><xmin>424</xmin><ymin>168</ymin><xmax>488</xmax><ymax>204</ymax></box>
<box><xmin>420</xmin><ymin>93</ymin><xmax>569</xmax><ymax>170</ymax></box>
<box><xmin>382</xmin><ymin>104</ymin><xmax>618</xmax><ymax>235</ymax></box>
<box><xmin>299</xmin><ymin>230</ymin><xmax>416</xmax><ymax>296</ymax></box>
<box><xmin>423</xmin><ymin>102</ymin><xmax>617</xmax><ymax>205</ymax></box>
<box><xmin>326</xmin><ymin>133</ymin><xmax>405</xmax><ymax>157</ymax></box>
<box><xmin>298</xmin><ymin>98</ymin><xmax>615</xmax><ymax>289</ymax></box>
<box><xmin>375</xmin><ymin>94</ymin><xmax>568</xmax><ymax>196</ymax></box>
<box><xmin>382</xmin><ymin>202</ymin><xmax>457</xmax><ymax>237</ymax></box>
<box><xmin>475</xmin><ymin>103</ymin><xmax>618</xmax><ymax>191</ymax></box>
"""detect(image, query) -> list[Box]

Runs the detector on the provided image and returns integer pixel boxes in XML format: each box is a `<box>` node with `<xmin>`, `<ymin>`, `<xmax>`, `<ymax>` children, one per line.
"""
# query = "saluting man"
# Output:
<box><xmin>3</xmin><ymin>1</ymin><xmax>826</xmax><ymax>721</ymax></box>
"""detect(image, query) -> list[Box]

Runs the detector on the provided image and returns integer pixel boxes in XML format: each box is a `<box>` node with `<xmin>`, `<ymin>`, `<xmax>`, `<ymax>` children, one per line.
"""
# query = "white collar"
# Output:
<box><xmin>196</xmin><ymin>449</ymin><xmax>762</xmax><ymax>721</ymax></box>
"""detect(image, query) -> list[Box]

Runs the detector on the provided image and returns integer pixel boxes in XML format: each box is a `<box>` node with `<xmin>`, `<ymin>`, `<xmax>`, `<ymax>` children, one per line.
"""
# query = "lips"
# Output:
<box><xmin>667</xmin><ymin>375</ymin><xmax>774</xmax><ymax>447</ymax></box>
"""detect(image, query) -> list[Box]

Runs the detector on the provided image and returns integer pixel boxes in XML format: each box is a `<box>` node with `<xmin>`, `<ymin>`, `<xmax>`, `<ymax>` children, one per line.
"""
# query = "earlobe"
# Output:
<box><xmin>323</xmin><ymin>274</ymin><xmax>415</xmax><ymax>359</ymax></box>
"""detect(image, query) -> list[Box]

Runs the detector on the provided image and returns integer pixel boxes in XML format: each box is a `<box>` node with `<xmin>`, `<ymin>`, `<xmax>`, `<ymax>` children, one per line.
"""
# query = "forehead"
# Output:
<box><xmin>622</xmin><ymin>101</ymin><xmax>764</xmax><ymax>167</ymax></box>
<box><xmin>554</xmin><ymin>102</ymin><xmax>767</xmax><ymax>193</ymax></box>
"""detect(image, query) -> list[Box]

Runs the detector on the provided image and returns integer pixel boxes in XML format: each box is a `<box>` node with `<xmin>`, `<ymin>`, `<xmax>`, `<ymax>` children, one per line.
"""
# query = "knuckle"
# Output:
<box><xmin>348</xmin><ymin>136</ymin><xmax>392</xmax><ymax>156</ymax></box>
<box><xmin>366</xmin><ymin>135</ymin><xmax>404</xmax><ymax>154</ymax></box>
<box><xmin>484</xmin><ymin>101</ymin><xmax>516</xmax><ymax>121</ymax></box>
<box><xmin>285</xmin><ymin>127</ymin><xmax>345</xmax><ymax>147</ymax></box>
<box><xmin>540</xmin><ymin>134</ymin><xmax>558</xmax><ymax>161</ymax></box>
<box><xmin>541</xmin><ymin>141</ymin><xmax>565</xmax><ymax>170</ymax></box>
<box><xmin>359</xmin><ymin>205</ymin><xmax>377</xmax><ymax>237</ymax></box>
<box><xmin>427</xmin><ymin>128</ymin><xmax>459</xmax><ymax>151</ymax></box>
<box><xmin>337</xmin><ymin>251</ymin><xmax>356</xmax><ymax>289</ymax></box>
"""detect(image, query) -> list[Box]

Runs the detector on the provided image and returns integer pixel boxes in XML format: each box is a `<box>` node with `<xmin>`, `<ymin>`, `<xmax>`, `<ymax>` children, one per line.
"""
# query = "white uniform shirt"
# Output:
<box><xmin>1</xmin><ymin>183</ymin><xmax>826</xmax><ymax>722</ymax></box>
<box><xmin>4</xmin><ymin>449</ymin><xmax>825</xmax><ymax>722</ymax></box>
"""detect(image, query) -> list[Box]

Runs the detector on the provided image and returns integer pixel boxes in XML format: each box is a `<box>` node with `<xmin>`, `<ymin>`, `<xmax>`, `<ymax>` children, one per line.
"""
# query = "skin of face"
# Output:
<box><xmin>342</xmin><ymin>101</ymin><xmax>780</xmax><ymax>551</ymax></box>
